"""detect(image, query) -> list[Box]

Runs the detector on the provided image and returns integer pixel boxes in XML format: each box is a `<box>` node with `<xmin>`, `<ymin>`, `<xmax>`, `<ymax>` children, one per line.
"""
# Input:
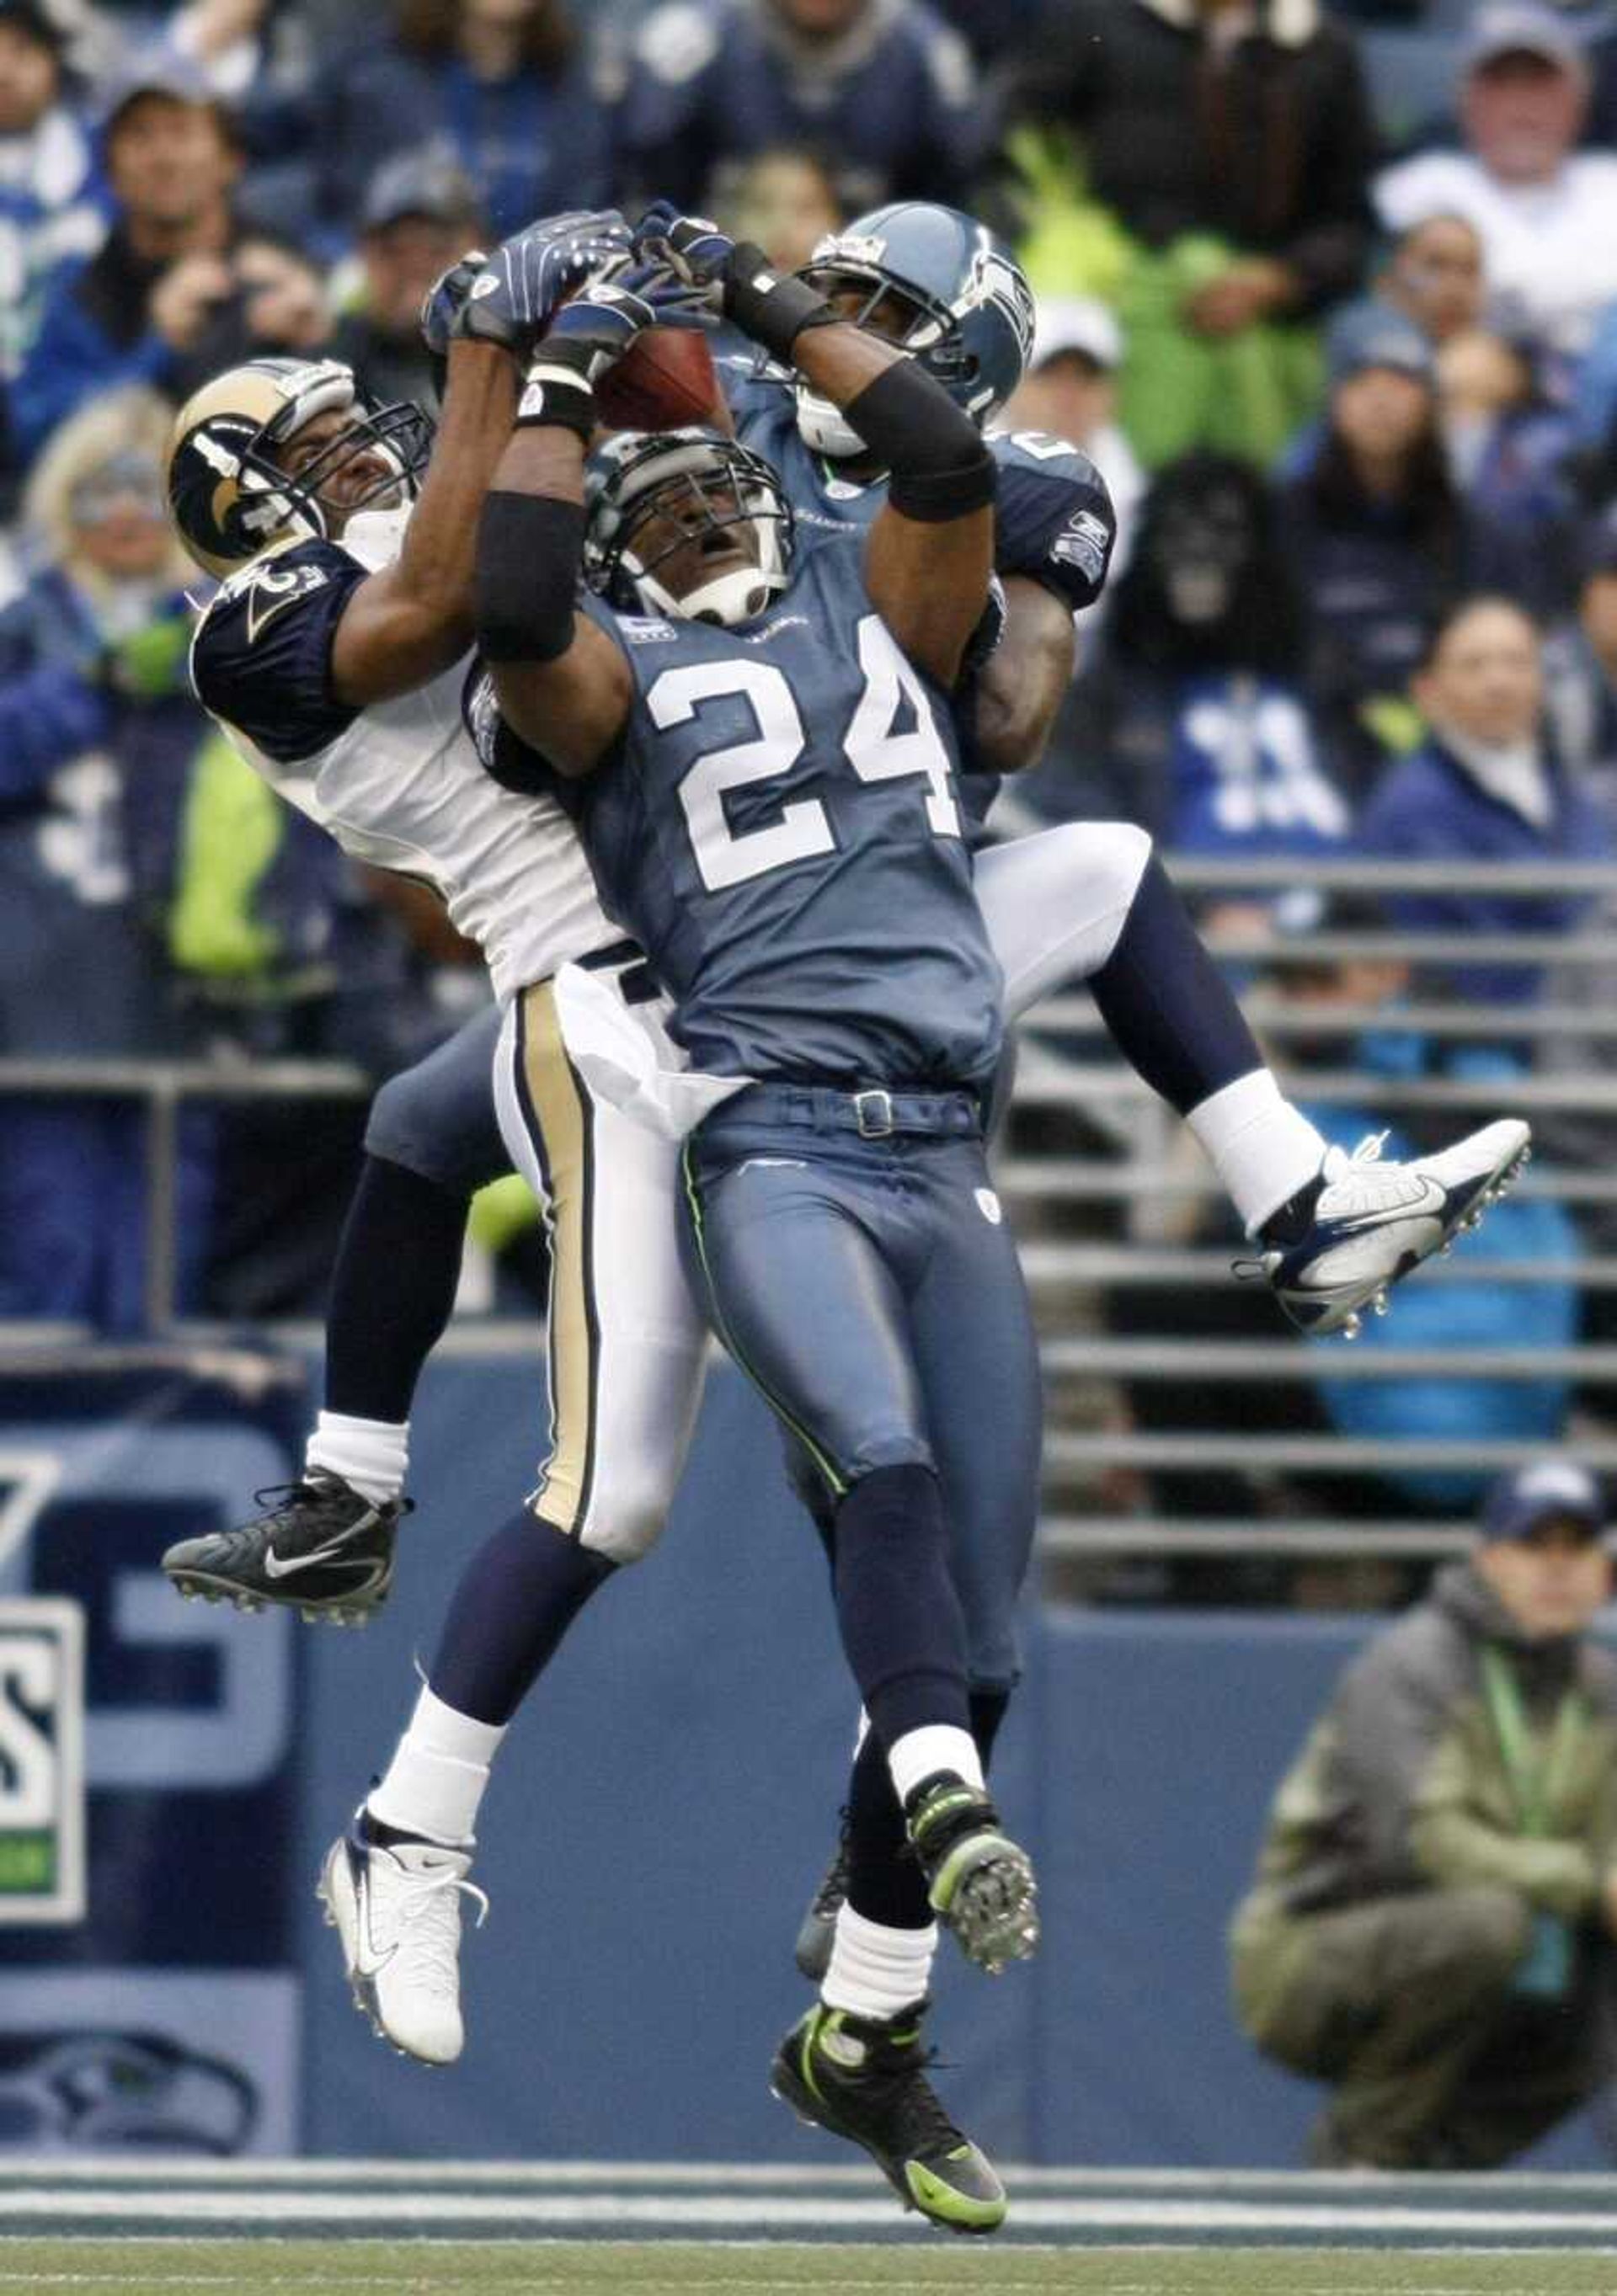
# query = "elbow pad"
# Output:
<box><xmin>475</xmin><ymin>491</ymin><xmax>585</xmax><ymax>663</ymax></box>
<box><xmin>843</xmin><ymin>361</ymin><xmax>995</xmax><ymax>521</ymax></box>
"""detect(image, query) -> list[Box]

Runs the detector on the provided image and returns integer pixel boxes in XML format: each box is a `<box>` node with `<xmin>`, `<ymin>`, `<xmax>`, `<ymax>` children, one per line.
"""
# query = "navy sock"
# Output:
<box><xmin>1088</xmin><ymin>858</ymin><xmax>1265</xmax><ymax>1116</ymax></box>
<box><xmin>843</xmin><ymin>1683</ymin><xmax>1015</xmax><ymax>1931</ymax></box>
<box><xmin>325</xmin><ymin>1155</ymin><xmax>468</xmax><ymax>1422</ymax></box>
<box><xmin>832</xmin><ymin>1463</ymin><xmax>970</xmax><ymax>1749</ymax></box>
<box><xmin>429</xmin><ymin>1509</ymin><xmax>616</xmax><ymax>1725</ymax></box>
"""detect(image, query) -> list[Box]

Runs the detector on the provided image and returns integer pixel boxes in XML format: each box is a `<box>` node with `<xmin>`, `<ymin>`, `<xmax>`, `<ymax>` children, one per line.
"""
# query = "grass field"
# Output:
<box><xmin>7</xmin><ymin>2165</ymin><xmax>1617</xmax><ymax>2293</ymax></box>
<box><xmin>7</xmin><ymin>2242</ymin><xmax>1617</xmax><ymax>2296</ymax></box>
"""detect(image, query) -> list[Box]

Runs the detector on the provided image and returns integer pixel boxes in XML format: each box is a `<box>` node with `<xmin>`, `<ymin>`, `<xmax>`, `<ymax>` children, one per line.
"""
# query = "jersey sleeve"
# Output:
<box><xmin>989</xmin><ymin>429</ymin><xmax>1118</xmax><ymax>612</ymax></box>
<box><xmin>189</xmin><ymin>539</ymin><xmax>369</xmax><ymax>764</ymax></box>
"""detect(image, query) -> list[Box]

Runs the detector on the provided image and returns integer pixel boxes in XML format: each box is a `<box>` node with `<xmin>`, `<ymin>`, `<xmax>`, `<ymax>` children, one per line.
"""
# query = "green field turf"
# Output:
<box><xmin>5</xmin><ymin>2243</ymin><xmax>1617</xmax><ymax>2296</ymax></box>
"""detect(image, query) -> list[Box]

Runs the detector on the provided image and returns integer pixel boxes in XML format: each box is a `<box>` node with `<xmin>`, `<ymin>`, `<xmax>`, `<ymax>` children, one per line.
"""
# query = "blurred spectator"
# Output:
<box><xmin>11</xmin><ymin>52</ymin><xmax>248</xmax><ymax>462</ymax></box>
<box><xmin>1375</xmin><ymin>4</ymin><xmax>1617</xmax><ymax>373</ymax></box>
<box><xmin>1545</xmin><ymin>504</ymin><xmax>1617</xmax><ymax>775</ymax></box>
<box><xmin>300</xmin><ymin>2</ymin><xmax>610</xmax><ymax>244</ymax></box>
<box><xmin>1230</xmin><ymin>1460</ymin><xmax>1617</xmax><ymax>2170</ymax></box>
<box><xmin>1278</xmin><ymin>301</ymin><xmax>1537</xmax><ymax>800</ymax></box>
<box><xmin>616</xmin><ymin>0</ymin><xmax>985</xmax><ymax>220</ymax></box>
<box><xmin>1002</xmin><ymin>296</ymin><xmax>1145</xmax><ymax>592</ymax></box>
<box><xmin>1358</xmin><ymin>594</ymin><xmax>1614</xmax><ymax>1006</ymax></box>
<box><xmin>1380</xmin><ymin>210</ymin><xmax>1486</xmax><ymax>346</ymax></box>
<box><xmin>0</xmin><ymin>385</ymin><xmax>211</xmax><ymax>1328</ymax></box>
<box><xmin>328</xmin><ymin>149</ymin><xmax>484</xmax><ymax>414</ymax></box>
<box><xmin>0</xmin><ymin>0</ymin><xmax>105</xmax><ymax>459</ymax></box>
<box><xmin>1006</xmin><ymin>0</ymin><xmax>1375</xmax><ymax>469</ymax></box>
<box><xmin>1025</xmin><ymin>451</ymin><xmax>1347</xmax><ymax>857</ymax></box>
<box><xmin>1437</xmin><ymin>328</ymin><xmax>1578</xmax><ymax>584</ymax></box>
<box><xmin>715</xmin><ymin>141</ymin><xmax>841</xmax><ymax>274</ymax></box>
<box><xmin>166</xmin><ymin>223</ymin><xmax>333</xmax><ymax>398</ymax></box>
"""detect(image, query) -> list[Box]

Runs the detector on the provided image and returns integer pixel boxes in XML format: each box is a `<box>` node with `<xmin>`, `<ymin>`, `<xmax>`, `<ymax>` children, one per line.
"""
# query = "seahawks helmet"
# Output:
<box><xmin>584</xmin><ymin>428</ymin><xmax>793</xmax><ymax>628</ymax></box>
<box><xmin>167</xmin><ymin>356</ymin><xmax>433</xmax><ymax>578</ymax></box>
<box><xmin>794</xmin><ymin>203</ymin><xmax>1036</xmax><ymax>459</ymax></box>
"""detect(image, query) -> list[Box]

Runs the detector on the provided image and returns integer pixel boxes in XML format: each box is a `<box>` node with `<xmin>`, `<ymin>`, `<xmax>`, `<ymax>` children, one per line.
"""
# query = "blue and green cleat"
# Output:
<box><xmin>904</xmin><ymin>1771</ymin><xmax>1039</xmax><ymax>1974</ymax></box>
<box><xmin>770</xmin><ymin>1999</ymin><xmax>1006</xmax><ymax>2234</ymax></box>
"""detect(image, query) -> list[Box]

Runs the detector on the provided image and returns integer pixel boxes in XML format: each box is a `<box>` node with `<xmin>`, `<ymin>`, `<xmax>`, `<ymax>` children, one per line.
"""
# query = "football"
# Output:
<box><xmin>595</xmin><ymin>328</ymin><xmax>720</xmax><ymax>433</ymax></box>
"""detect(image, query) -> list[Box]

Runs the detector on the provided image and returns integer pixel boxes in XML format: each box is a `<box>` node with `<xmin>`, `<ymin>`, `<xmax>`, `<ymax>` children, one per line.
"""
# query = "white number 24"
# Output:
<box><xmin>648</xmin><ymin>615</ymin><xmax>960</xmax><ymax>894</ymax></box>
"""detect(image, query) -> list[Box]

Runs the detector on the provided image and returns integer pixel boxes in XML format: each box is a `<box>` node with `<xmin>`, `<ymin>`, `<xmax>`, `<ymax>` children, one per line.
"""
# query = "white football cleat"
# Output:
<box><xmin>318</xmin><ymin>1811</ymin><xmax>488</xmax><ymax>2067</ymax></box>
<box><xmin>1260</xmin><ymin>1118</ymin><xmax>1532</xmax><ymax>1339</ymax></box>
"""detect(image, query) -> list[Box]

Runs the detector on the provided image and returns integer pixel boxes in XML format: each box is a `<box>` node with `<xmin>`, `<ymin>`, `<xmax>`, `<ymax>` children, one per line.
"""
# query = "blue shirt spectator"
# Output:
<box><xmin>0</xmin><ymin>0</ymin><xmax>106</xmax><ymax>410</ymax></box>
<box><xmin>289</xmin><ymin>1</ymin><xmax>610</xmax><ymax>246</ymax></box>
<box><xmin>616</xmin><ymin>0</ymin><xmax>985</xmax><ymax>219</ymax></box>
<box><xmin>13</xmin><ymin>54</ymin><xmax>246</xmax><ymax>464</ymax></box>
<box><xmin>1357</xmin><ymin>594</ymin><xmax>1615</xmax><ymax>1006</ymax></box>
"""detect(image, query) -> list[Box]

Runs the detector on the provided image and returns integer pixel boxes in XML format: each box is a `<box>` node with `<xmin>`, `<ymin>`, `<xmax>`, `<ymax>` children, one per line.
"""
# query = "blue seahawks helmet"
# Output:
<box><xmin>794</xmin><ymin>202</ymin><xmax>1036</xmax><ymax>459</ymax></box>
<box><xmin>584</xmin><ymin>428</ymin><xmax>794</xmax><ymax>627</ymax></box>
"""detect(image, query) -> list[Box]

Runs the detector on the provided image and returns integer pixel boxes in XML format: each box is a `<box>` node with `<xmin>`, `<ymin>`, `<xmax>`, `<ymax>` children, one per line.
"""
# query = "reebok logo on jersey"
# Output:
<box><xmin>975</xmin><ymin>1188</ymin><xmax>1002</xmax><ymax>1225</ymax></box>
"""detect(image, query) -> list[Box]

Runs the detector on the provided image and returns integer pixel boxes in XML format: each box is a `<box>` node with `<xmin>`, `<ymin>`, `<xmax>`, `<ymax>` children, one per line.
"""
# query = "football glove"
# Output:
<box><xmin>633</xmin><ymin>200</ymin><xmax>834</xmax><ymax>362</ymax></box>
<box><xmin>451</xmin><ymin>210</ymin><xmax>633</xmax><ymax>360</ymax></box>
<box><xmin>540</xmin><ymin>253</ymin><xmax>714</xmax><ymax>387</ymax></box>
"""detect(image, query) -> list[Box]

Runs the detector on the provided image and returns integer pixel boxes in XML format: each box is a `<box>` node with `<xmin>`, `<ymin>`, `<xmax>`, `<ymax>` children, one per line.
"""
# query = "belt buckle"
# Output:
<box><xmin>854</xmin><ymin>1089</ymin><xmax>894</xmax><ymax>1138</ymax></box>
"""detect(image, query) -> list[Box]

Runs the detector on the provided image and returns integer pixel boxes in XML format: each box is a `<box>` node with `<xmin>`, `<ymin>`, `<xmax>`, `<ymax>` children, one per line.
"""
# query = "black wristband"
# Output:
<box><xmin>842</xmin><ymin>360</ymin><xmax>995</xmax><ymax>519</ymax></box>
<box><xmin>723</xmin><ymin>241</ymin><xmax>837</xmax><ymax>362</ymax></box>
<box><xmin>515</xmin><ymin>341</ymin><xmax>598</xmax><ymax>445</ymax></box>
<box><xmin>887</xmin><ymin>450</ymin><xmax>996</xmax><ymax>523</ymax></box>
<box><xmin>476</xmin><ymin>490</ymin><xmax>586</xmax><ymax>663</ymax></box>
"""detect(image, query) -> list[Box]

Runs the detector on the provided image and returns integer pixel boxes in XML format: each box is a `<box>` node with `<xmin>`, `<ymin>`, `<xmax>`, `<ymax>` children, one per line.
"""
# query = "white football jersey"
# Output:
<box><xmin>189</xmin><ymin>507</ymin><xmax>619</xmax><ymax>1003</ymax></box>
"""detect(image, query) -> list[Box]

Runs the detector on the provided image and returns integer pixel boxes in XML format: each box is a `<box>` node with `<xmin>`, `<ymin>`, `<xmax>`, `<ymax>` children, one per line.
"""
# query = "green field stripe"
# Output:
<box><xmin>5</xmin><ymin>2240</ymin><xmax>1617</xmax><ymax>2296</ymax></box>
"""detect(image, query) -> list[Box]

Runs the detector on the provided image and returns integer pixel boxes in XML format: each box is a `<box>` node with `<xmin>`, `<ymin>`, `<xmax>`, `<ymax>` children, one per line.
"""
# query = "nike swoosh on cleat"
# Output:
<box><xmin>264</xmin><ymin>1533</ymin><xmax>376</xmax><ymax>1579</ymax></box>
<box><xmin>1322</xmin><ymin>1177</ymin><xmax>1450</xmax><ymax>1234</ymax></box>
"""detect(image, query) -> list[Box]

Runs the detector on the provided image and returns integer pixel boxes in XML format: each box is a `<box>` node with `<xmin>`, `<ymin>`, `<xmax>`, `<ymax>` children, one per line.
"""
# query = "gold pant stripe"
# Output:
<box><xmin>518</xmin><ymin>980</ymin><xmax>598</xmax><ymax>1536</ymax></box>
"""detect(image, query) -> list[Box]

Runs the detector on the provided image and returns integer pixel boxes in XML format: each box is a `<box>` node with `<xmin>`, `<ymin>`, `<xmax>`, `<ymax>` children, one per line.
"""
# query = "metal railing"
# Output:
<box><xmin>9</xmin><ymin>852</ymin><xmax>1617</xmax><ymax>1564</ymax></box>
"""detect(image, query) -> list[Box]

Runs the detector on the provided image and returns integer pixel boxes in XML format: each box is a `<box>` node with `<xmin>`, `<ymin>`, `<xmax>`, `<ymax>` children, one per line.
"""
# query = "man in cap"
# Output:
<box><xmin>1375</xmin><ymin>3</ymin><xmax>1617</xmax><ymax>367</ymax></box>
<box><xmin>330</xmin><ymin>149</ymin><xmax>486</xmax><ymax>415</ymax></box>
<box><xmin>13</xmin><ymin>51</ymin><xmax>249</xmax><ymax>461</ymax></box>
<box><xmin>1230</xmin><ymin>1458</ymin><xmax>1617</xmax><ymax>2168</ymax></box>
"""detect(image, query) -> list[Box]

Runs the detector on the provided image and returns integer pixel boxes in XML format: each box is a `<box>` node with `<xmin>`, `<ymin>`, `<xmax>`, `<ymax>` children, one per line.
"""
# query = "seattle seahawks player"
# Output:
<box><xmin>463</xmin><ymin>239</ymin><xmax>1042</xmax><ymax>2235</ymax></box>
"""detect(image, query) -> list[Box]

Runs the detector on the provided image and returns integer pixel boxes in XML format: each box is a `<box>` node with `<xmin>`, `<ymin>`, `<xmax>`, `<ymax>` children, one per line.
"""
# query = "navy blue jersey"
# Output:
<box><xmin>722</xmin><ymin>356</ymin><xmax>1117</xmax><ymax>610</ymax></box>
<box><xmin>189</xmin><ymin>539</ymin><xmax>367</xmax><ymax>765</ymax></box>
<box><xmin>568</xmin><ymin>537</ymin><xmax>1004</xmax><ymax>1095</ymax></box>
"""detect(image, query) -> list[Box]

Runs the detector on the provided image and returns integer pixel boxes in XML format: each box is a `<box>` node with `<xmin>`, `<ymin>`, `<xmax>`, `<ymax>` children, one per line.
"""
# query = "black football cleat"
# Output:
<box><xmin>162</xmin><ymin>1473</ymin><xmax>406</xmax><ymax>1625</ymax></box>
<box><xmin>771</xmin><ymin>1998</ymin><xmax>1006</xmax><ymax>2233</ymax></box>
<box><xmin>793</xmin><ymin>1808</ymin><xmax>850</xmax><ymax>1983</ymax></box>
<box><xmin>905</xmin><ymin>1771</ymin><xmax>1038</xmax><ymax>1974</ymax></box>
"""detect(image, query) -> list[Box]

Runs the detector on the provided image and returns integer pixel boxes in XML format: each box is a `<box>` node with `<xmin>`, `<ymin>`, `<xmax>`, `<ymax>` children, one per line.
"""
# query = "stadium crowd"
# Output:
<box><xmin>3</xmin><ymin>0</ymin><xmax>1616</xmax><ymax>1526</ymax></box>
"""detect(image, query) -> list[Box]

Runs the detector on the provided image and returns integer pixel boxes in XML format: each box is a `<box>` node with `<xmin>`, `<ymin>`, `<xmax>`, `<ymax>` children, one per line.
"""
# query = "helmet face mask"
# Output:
<box><xmin>168</xmin><ymin>357</ymin><xmax>433</xmax><ymax>577</ymax></box>
<box><xmin>584</xmin><ymin>430</ymin><xmax>794</xmax><ymax>628</ymax></box>
<box><xmin>791</xmin><ymin>205</ymin><xmax>1035</xmax><ymax>461</ymax></box>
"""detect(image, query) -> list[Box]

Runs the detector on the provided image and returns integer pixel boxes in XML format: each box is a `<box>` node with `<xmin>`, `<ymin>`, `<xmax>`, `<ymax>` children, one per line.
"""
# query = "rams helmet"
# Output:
<box><xmin>793</xmin><ymin>203</ymin><xmax>1035</xmax><ymax>459</ymax></box>
<box><xmin>167</xmin><ymin>356</ymin><xmax>432</xmax><ymax>578</ymax></box>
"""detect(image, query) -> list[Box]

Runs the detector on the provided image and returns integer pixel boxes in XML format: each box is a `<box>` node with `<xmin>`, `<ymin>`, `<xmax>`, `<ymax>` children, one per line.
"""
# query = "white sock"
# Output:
<box><xmin>887</xmin><ymin>1723</ymin><xmax>983</xmax><ymax>1809</ymax></box>
<box><xmin>366</xmin><ymin>1686</ymin><xmax>505</xmax><ymax>1846</ymax></box>
<box><xmin>822</xmin><ymin>1903</ymin><xmax>937</xmax><ymax>2022</ymax></box>
<box><xmin>305</xmin><ymin>1410</ymin><xmax>410</xmax><ymax>1505</ymax></box>
<box><xmin>1185</xmin><ymin>1068</ymin><xmax>1327</xmax><ymax>1239</ymax></box>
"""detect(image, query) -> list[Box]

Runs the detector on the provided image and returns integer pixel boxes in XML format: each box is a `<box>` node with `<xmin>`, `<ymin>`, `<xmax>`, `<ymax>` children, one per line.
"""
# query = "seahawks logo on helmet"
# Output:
<box><xmin>167</xmin><ymin>356</ymin><xmax>432</xmax><ymax>579</ymax></box>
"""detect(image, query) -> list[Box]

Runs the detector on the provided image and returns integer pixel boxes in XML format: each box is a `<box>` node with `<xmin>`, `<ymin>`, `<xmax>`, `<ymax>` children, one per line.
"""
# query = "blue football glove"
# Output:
<box><xmin>419</xmin><ymin>251</ymin><xmax>488</xmax><ymax>358</ymax></box>
<box><xmin>451</xmin><ymin>210</ymin><xmax>633</xmax><ymax>359</ymax></box>
<box><xmin>632</xmin><ymin>200</ymin><xmax>736</xmax><ymax>296</ymax></box>
<box><xmin>541</xmin><ymin>253</ymin><xmax>715</xmax><ymax>386</ymax></box>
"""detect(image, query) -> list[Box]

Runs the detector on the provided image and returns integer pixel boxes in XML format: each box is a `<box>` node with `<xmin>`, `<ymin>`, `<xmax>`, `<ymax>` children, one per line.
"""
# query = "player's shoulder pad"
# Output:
<box><xmin>191</xmin><ymin>535</ymin><xmax>368</xmax><ymax>764</ymax></box>
<box><xmin>987</xmin><ymin>425</ymin><xmax>1117</xmax><ymax>610</ymax></box>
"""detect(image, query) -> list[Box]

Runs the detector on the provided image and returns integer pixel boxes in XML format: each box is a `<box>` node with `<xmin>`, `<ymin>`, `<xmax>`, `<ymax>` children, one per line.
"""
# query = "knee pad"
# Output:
<box><xmin>1084</xmin><ymin>822</ymin><xmax>1154</xmax><ymax>962</ymax></box>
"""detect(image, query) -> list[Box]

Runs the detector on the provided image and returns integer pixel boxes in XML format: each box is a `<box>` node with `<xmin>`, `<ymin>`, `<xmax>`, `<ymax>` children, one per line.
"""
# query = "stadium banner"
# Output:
<box><xmin>0</xmin><ymin>1346</ymin><xmax>308</xmax><ymax>2156</ymax></box>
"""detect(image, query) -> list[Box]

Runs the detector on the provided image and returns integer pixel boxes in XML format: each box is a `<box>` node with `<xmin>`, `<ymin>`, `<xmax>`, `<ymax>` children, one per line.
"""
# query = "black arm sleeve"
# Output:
<box><xmin>842</xmin><ymin>362</ymin><xmax>995</xmax><ymax>522</ymax></box>
<box><xmin>474</xmin><ymin>491</ymin><xmax>587</xmax><ymax>664</ymax></box>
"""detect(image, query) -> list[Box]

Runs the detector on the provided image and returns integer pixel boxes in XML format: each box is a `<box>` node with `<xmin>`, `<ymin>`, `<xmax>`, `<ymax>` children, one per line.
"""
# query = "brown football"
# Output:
<box><xmin>595</xmin><ymin>327</ymin><xmax>720</xmax><ymax>433</ymax></box>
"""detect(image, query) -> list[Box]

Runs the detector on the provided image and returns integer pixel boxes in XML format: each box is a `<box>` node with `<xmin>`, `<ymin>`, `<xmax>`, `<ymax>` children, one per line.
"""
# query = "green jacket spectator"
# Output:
<box><xmin>1230</xmin><ymin>1459</ymin><xmax>1617</xmax><ymax>2167</ymax></box>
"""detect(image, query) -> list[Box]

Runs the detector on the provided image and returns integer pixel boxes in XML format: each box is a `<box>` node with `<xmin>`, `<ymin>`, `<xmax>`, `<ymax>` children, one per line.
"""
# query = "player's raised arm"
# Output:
<box><xmin>633</xmin><ymin>204</ymin><xmax>994</xmax><ymax>689</ymax></box>
<box><xmin>473</xmin><ymin>257</ymin><xmax>711</xmax><ymax>776</ymax></box>
<box><xmin>326</xmin><ymin>215</ymin><xmax>629</xmax><ymax>706</ymax></box>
